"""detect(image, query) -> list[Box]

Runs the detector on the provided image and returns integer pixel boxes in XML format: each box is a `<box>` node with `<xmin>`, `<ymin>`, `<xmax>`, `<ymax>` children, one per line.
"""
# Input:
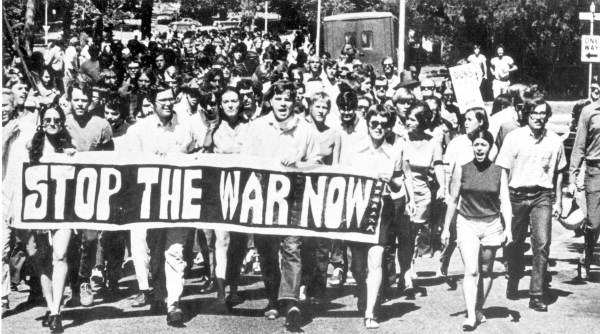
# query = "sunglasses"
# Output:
<box><xmin>369</xmin><ymin>120</ymin><xmax>390</xmax><ymax>129</ymax></box>
<box><xmin>375</xmin><ymin>85</ymin><xmax>387</xmax><ymax>90</ymax></box>
<box><xmin>43</xmin><ymin>117</ymin><xmax>61</xmax><ymax>125</ymax></box>
<box><xmin>421</xmin><ymin>86</ymin><xmax>434</xmax><ymax>90</ymax></box>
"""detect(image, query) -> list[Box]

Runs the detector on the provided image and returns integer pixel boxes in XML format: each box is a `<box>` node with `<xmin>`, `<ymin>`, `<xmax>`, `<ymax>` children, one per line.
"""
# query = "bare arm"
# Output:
<box><xmin>500</xmin><ymin>169</ymin><xmax>512</xmax><ymax>236</ymax></box>
<box><xmin>442</xmin><ymin>164</ymin><xmax>462</xmax><ymax>241</ymax></box>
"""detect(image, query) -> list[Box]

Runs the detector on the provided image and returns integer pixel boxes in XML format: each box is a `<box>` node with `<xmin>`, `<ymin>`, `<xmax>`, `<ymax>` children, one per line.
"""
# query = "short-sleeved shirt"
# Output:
<box><xmin>569</xmin><ymin>101</ymin><xmax>600</xmax><ymax>183</ymax></box>
<box><xmin>127</xmin><ymin>113</ymin><xmax>198</xmax><ymax>154</ymax></box>
<box><xmin>490</xmin><ymin>56</ymin><xmax>515</xmax><ymax>81</ymax></box>
<box><xmin>65</xmin><ymin>114</ymin><xmax>113</xmax><ymax>152</ymax></box>
<box><xmin>304</xmin><ymin>117</ymin><xmax>340</xmax><ymax>166</ymax></box>
<box><xmin>212</xmin><ymin>120</ymin><xmax>249</xmax><ymax>154</ymax></box>
<box><xmin>351</xmin><ymin>139</ymin><xmax>404</xmax><ymax>196</ymax></box>
<box><xmin>241</xmin><ymin>113</ymin><xmax>320</xmax><ymax>162</ymax></box>
<box><xmin>338</xmin><ymin>117</ymin><xmax>369</xmax><ymax>165</ymax></box>
<box><xmin>495</xmin><ymin>126</ymin><xmax>567</xmax><ymax>189</ymax></box>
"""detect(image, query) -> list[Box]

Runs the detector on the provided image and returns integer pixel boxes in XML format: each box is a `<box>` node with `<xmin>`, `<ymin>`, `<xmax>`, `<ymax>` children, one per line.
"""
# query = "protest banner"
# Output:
<box><xmin>13</xmin><ymin>152</ymin><xmax>386</xmax><ymax>243</ymax></box>
<box><xmin>449</xmin><ymin>63</ymin><xmax>485</xmax><ymax>113</ymax></box>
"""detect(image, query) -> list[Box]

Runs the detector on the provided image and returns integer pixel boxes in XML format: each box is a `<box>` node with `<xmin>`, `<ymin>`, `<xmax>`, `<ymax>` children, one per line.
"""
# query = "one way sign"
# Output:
<box><xmin>582</xmin><ymin>35</ymin><xmax>600</xmax><ymax>63</ymax></box>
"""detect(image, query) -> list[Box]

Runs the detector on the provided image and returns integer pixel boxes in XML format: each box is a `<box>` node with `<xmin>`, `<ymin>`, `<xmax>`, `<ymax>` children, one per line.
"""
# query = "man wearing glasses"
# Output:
<box><xmin>420</xmin><ymin>78</ymin><xmax>436</xmax><ymax>99</ymax></box>
<box><xmin>373</xmin><ymin>77</ymin><xmax>389</xmax><ymax>105</ymax></box>
<box><xmin>127</xmin><ymin>84</ymin><xmax>202</xmax><ymax>326</ymax></box>
<box><xmin>381</xmin><ymin>57</ymin><xmax>400</xmax><ymax>98</ymax></box>
<box><xmin>495</xmin><ymin>97</ymin><xmax>566</xmax><ymax>312</ymax></box>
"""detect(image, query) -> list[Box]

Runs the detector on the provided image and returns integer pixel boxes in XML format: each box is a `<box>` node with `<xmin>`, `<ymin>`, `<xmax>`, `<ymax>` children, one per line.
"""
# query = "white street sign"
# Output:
<box><xmin>582</xmin><ymin>35</ymin><xmax>600</xmax><ymax>63</ymax></box>
<box><xmin>579</xmin><ymin>12</ymin><xmax>600</xmax><ymax>21</ymax></box>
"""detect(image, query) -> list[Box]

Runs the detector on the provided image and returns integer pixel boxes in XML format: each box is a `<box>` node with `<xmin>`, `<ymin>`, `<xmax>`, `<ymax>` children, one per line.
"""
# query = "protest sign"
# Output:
<box><xmin>13</xmin><ymin>152</ymin><xmax>385</xmax><ymax>243</ymax></box>
<box><xmin>449</xmin><ymin>63</ymin><xmax>485</xmax><ymax>112</ymax></box>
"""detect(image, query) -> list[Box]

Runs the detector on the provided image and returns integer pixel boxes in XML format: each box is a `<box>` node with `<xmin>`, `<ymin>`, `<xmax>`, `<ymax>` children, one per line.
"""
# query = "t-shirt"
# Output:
<box><xmin>490</xmin><ymin>56</ymin><xmax>514</xmax><ymax>81</ymax></box>
<box><xmin>459</xmin><ymin>161</ymin><xmax>502</xmax><ymax>218</ymax></box>
<box><xmin>65</xmin><ymin>114</ymin><xmax>113</xmax><ymax>152</ymax></box>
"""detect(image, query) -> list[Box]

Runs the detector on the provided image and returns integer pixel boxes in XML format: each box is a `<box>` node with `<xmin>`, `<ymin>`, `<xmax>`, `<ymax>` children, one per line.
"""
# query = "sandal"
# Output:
<box><xmin>364</xmin><ymin>317</ymin><xmax>379</xmax><ymax>329</ymax></box>
<box><xmin>476</xmin><ymin>310</ymin><xmax>487</xmax><ymax>324</ymax></box>
<box><xmin>462</xmin><ymin>318</ymin><xmax>477</xmax><ymax>331</ymax></box>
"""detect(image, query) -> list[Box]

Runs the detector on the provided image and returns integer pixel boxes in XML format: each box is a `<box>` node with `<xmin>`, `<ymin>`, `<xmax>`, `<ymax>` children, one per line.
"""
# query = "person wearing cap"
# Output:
<box><xmin>569</xmin><ymin>82</ymin><xmax>600</xmax><ymax>280</ymax></box>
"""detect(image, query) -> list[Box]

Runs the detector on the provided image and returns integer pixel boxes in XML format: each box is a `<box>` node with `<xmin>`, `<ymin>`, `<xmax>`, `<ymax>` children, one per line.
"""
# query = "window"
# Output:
<box><xmin>344</xmin><ymin>32</ymin><xmax>356</xmax><ymax>47</ymax></box>
<box><xmin>361</xmin><ymin>31</ymin><xmax>373</xmax><ymax>49</ymax></box>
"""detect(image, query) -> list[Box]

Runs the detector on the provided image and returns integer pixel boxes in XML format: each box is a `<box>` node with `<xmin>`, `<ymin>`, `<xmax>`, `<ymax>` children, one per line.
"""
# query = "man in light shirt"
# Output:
<box><xmin>490</xmin><ymin>45</ymin><xmax>517</xmax><ymax>98</ymax></box>
<box><xmin>495</xmin><ymin>97</ymin><xmax>566</xmax><ymax>312</ymax></box>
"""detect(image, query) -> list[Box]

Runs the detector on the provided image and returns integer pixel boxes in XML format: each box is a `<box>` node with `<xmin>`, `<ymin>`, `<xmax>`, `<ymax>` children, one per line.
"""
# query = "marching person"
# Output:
<box><xmin>490</xmin><ymin>45</ymin><xmax>517</xmax><ymax>98</ymax></box>
<box><xmin>496</xmin><ymin>97</ymin><xmax>566</xmax><ymax>312</ymax></box>
<box><xmin>127</xmin><ymin>84</ymin><xmax>204</xmax><ymax>326</ymax></box>
<box><xmin>442</xmin><ymin>129</ymin><xmax>512</xmax><ymax>331</ymax></box>
<box><xmin>27</xmin><ymin>102</ymin><xmax>76</xmax><ymax>333</ymax></box>
<box><xmin>241</xmin><ymin>80</ymin><xmax>321</xmax><ymax>330</ymax></box>
<box><xmin>569</xmin><ymin>85</ymin><xmax>600</xmax><ymax>280</ymax></box>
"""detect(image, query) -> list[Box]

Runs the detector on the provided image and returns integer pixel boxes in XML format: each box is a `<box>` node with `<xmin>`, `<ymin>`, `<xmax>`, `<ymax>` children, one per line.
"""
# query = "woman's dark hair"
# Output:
<box><xmin>104</xmin><ymin>94</ymin><xmax>127</xmax><ymax>119</ymax></box>
<box><xmin>490</xmin><ymin>94</ymin><xmax>513</xmax><ymax>116</ymax></box>
<box><xmin>218</xmin><ymin>86</ymin><xmax>242</xmax><ymax>120</ymax></box>
<box><xmin>406</xmin><ymin>101</ymin><xmax>433</xmax><ymax>131</ymax></box>
<box><xmin>29</xmin><ymin>102</ymin><xmax>71</xmax><ymax>163</ymax></box>
<box><xmin>203</xmin><ymin>68</ymin><xmax>224</xmax><ymax>91</ymax></box>
<box><xmin>336</xmin><ymin>90</ymin><xmax>358</xmax><ymax>110</ymax></box>
<box><xmin>136</xmin><ymin>68</ymin><xmax>156</xmax><ymax>87</ymax></box>
<box><xmin>464</xmin><ymin>106</ymin><xmax>489</xmax><ymax>131</ymax></box>
<box><xmin>468</xmin><ymin>129</ymin><xmax>494</xmax><ymax>148</ymax></box>
<box><xmin>230</xmin><ymin>43</ymin><xmax>247</xmax><ymax>60</ymax></box>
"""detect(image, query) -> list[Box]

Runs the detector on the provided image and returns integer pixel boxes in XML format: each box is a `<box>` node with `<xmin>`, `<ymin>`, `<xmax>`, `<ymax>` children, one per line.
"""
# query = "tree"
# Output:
<box><xmin>140</xmin><ymin>0</ymin><xmax>153</xmax><ymax>39</ymax></box>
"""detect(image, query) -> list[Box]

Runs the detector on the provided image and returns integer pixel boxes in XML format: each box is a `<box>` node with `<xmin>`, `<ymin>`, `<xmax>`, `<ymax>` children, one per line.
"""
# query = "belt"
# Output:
<box><xmin>509</xmin><ymin>186</ymin><xmax>551</xmax><ymax>194</ymax></box>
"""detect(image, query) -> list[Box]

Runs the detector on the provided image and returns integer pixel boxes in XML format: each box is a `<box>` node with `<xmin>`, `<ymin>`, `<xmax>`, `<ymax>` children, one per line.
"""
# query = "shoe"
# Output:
<box><xmin>41</xmin><ymin>311</ymin><xmax>51</xmax><ymax>327</ymax></box>
<box><xmin>166</xmin><ymin>306</ymin><xmax>185</xmax><ymax>327</ymax></box>
<box><xmin>264</xmin><ymin>301</ymin><xmax>279</xmax><ymax>320</ymax></box>
<box><xmin>529</xmin><ymin>297</ymin><xmax>548</xmax><ymax>312</ymax></box>
<box><xmin>150</xmin><ymin>300</ymin><xmax>167</xmax><ymax>315</ymax></box>
<box><xmin>48</xmin><ymin>314</ymin><xmax>63</xmax><ymax>333</ymax></box>
<box><xmin>364</xmin><ymin>317</ymin><xmax>379</xmax><ymax>329</ymax></box>
<box><xmin>298</xmin><ymin>285</ymin><xmax>307</xmax><ymax>302</ymax></box>
<box><xmin>329</xmin><ymin>267</ymin><xmax>344</xmax><ymax>286</ymax></box>
<box><xmin>80</xmin><ymin>283</ymin><xmax>94</xmax><ymax>306</ymax></box>
<box><xmin>131</xmin><ymin>290</ymin><xmax>151</xmax><ymax>308</ymax></box>
<box><xmin>462</xmin><ymin>318</ymin><xmax>477</xmax><ymax>331</ymax></box>
<box><xmin>285</xmin><ymin>303</ymin><xmax>302</xmax><ymax>330</ymax></box>
<box><xmin>90</xmin><ymin>267</ymin><xmax>105</xmax><ymax>291</ymax></box>
<box><xmin>199</xmin><ymin>278</ymin><xmax>215</xmax><ymax>293</ymax></box>
<box><xmin>226</xmin><ymin>292</ymin><xmax>243</xmax><ymax>304</ymax></box>
<box><xmin>211</xmin><ymin>298</ymin><xmax>229</xmax><ymax>314</ymax></box>
<box><xmin>506</xmin><ymin>279</ymin><xmax>519</xmax><ymax>300</ymax></box>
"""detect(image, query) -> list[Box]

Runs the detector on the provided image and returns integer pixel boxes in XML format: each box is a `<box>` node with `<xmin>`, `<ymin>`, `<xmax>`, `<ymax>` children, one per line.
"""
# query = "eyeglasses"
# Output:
<box><xmin>43</xmin><ymin>117</ymin><xmax>61</xmax><ymax>125</ymax></box>
<box><xmin>529</xmin><ymin>111</ymin><xmax>548</xmax><ymax>119</ymax></box>
<box><xmin>358</xmin><ymin>105</ymin><xmax>370</xmax><ymax>110</ymax></box>
<box><xmin>375</xmin><ymin>85</ymin><xmax>387</xmax><ymax>90</ymax></box>
<box><xmin>421</xmin><ymin>86</ymin><xmax>434</xmax><ymax>90</ymax></box>
<box><xmin>383</xmin><ymin>63</ymin><xmax>393</xmax><ymax>67</ymax></box>
<box><xmin>397</xmin><ymin>99</ymin><xmax>413</xmax><ymax>105</ymax></box>
<box><xmin>369</xmin><ymin>120</ymin><xmax>390</xmax><ymax>129</ymax></box>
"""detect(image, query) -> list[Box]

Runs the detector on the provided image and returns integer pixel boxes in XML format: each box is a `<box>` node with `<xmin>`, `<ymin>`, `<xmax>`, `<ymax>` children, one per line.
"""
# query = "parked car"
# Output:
<box><xmin>169</xmin><ymin>18</ymin><xmax>202</xmax><ymax>32</ymax></box>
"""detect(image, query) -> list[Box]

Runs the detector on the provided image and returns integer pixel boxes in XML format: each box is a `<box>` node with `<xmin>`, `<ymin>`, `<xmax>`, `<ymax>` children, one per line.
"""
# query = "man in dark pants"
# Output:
<box><xmin>495</xmin><ymin>97</ymin><xmax>566</xmax><ymax>312</ymax></box>
<box><xmin>569</xmin><ymin>89</ymin><xmax>600</xmax><ymax>280</ymax></box>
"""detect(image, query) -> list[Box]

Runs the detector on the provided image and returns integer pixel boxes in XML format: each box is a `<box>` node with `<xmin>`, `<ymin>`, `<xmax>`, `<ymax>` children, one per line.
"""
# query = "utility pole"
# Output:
<box><xmin>398</xmin><ymin>0</ymin><xmax>406</xmax><ymax>73</ymax></box>
<box><xmin>316</xmin><ymin>0</ymin><xmax>322</xmax><ymax>56</ymax></box>
<box><xmin>264</xmin><ymin>1</ymin><xmax>268</xmax><ymax>34</ymax></box>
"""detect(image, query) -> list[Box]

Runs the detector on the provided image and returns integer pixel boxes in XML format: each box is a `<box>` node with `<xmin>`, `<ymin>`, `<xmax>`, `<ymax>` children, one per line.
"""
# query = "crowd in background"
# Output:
<box><xmin>1</xmin><ymin>24</ymin><xmax>598</xmax><ymax>333</ymax></box>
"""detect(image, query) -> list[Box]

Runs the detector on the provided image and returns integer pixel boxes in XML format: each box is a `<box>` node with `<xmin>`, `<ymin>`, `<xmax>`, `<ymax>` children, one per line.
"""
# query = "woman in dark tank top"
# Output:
<box><xmin>441</xmin><ymin>129</ymin><xmax>513</xmax><ymax>331</ymax></box>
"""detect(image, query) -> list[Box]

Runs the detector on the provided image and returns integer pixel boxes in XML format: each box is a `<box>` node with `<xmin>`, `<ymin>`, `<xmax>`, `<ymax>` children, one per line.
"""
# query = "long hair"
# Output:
<box><xmin>29</xmin><ymin>102</ymin><xmax>72</xmax><ymax>163</ymax></box>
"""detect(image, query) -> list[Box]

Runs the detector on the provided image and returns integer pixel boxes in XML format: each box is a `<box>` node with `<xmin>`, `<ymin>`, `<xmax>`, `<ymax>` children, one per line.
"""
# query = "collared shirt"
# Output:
<box><xmin>351</xmin><ymin>139</ymin><xmax>404</xmax><ymax>196</ymax></box>
<box><xmin>570</xmin><ymin>101</ymin><xmax>600</xmax><ymax>183</ymax></box>
<box><xmin>338</xmin><ymin>117</ymin><xmax>369</xmax><ymax>165</ymax></box>
<box><xmin>495</xmin><ymin>126</ymin><xmax>567</xmax><ymax>189</ymax></box>
<box><xmin>127</xmin><ymin>113</ymin><xmax>198</xmax><ymax>154</ymax></box>
<box><xmin>241</xmin><ymin>113</ymin><xmax>320</xmax><ymax>162</ymax></box>
<box><xmin>213</xmin><ymin>120</ymin><xmax>249</xmax><ymax>154</ymax></box>
<box><xmin>65</xmin><ymin>114</ymin><xmax>113</xmax><ymax>152</ymax></box>
<box><xmin>173</xmin><ymin>102</ymin><xmax>210</xmax><ymax>150</ymax></box>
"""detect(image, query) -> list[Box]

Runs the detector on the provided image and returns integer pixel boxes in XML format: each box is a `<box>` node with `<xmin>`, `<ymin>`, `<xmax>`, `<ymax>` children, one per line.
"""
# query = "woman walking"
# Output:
<box><xmin>441</xmin><ymin>129</ymin><xmax>512</xmax><ymax>331</ymax></box>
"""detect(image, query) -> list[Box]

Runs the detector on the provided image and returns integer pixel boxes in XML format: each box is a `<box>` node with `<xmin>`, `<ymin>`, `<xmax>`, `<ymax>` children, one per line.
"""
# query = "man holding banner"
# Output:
<box><xmin>241</xmin><ymin>80</ymin><xmax>321</xmax><ymax>330</ymax></box>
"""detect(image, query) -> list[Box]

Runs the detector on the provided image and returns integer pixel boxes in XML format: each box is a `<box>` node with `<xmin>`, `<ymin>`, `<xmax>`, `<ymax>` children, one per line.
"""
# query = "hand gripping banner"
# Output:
<box><xmin>13</xmin><ymin>152</ymin><xmax>385</xmax><ymax>243</ymax></box>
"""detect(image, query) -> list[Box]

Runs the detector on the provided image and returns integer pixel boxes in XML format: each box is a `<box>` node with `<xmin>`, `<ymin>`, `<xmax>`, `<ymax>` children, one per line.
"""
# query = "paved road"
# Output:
<box><xmin>2</xmin><ymin>217</ymin><xmax>599</xmax><ymax>334</ymax></box>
